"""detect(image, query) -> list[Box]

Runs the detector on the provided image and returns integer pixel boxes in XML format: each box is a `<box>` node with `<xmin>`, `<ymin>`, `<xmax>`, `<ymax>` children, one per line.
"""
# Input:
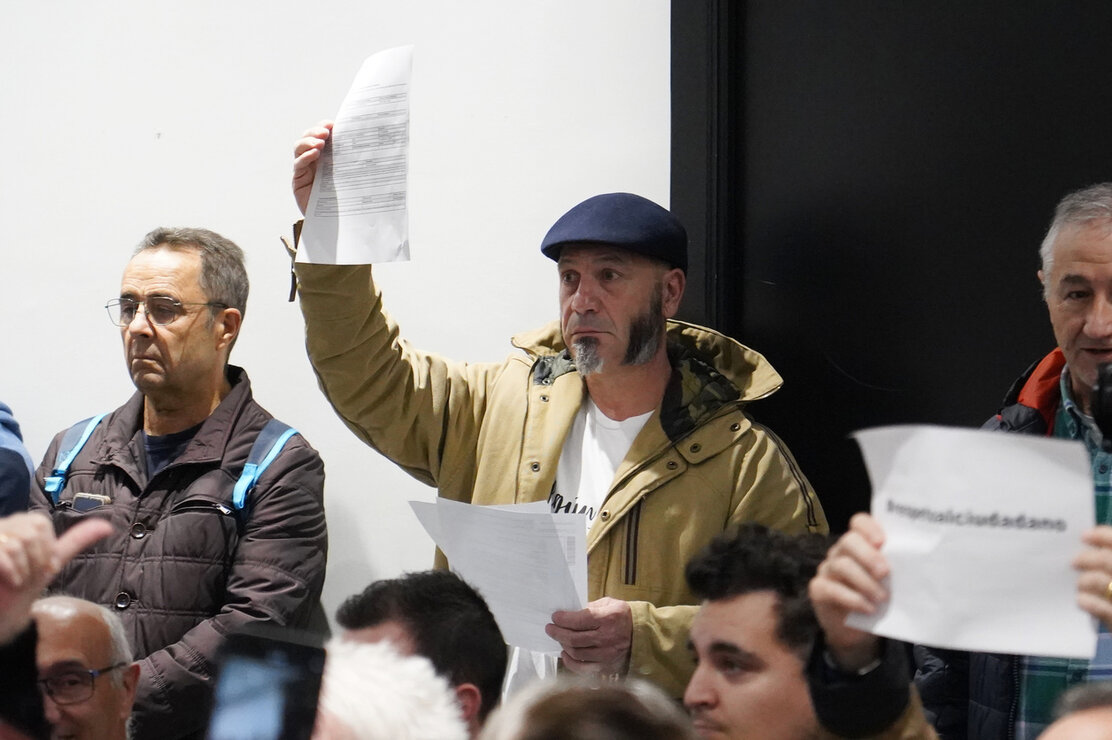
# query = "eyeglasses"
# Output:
<box><xmin>38</xmin><ymin>663</ymin><xmax>128</xmax><ymax>705</ymax></box>
<box><xmin>105</xmin><ymin>297</ymin><xmax>228</xmax><ymax>327</ymax></box>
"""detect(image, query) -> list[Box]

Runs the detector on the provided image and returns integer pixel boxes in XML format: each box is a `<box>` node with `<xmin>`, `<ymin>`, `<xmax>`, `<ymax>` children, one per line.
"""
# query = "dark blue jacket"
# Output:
<box><xmin>0</xmin><ymin>401</ymin><xmax>34</xmax><ymax>515</ymax></box>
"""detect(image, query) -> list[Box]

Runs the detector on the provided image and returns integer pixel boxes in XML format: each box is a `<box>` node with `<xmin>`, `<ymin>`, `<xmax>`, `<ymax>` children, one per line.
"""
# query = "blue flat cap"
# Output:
<box><xmin>540</xmin><ymin>192</ymin><xmax>688</xmax><ymax>272</ymax></box>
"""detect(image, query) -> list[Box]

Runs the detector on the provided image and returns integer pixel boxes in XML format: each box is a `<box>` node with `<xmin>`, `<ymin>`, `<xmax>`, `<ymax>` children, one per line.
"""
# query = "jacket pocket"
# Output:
<box><xmin>623</xmin><ymin>500</ymin><xmax>642</xmax><ymax>586</ymax></box>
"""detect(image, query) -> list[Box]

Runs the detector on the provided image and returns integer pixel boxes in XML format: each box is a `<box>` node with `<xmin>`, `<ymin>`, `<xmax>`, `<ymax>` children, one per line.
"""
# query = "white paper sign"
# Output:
<box><xmin>848</xmin><ymin>424</ymin><xmax>1098</xmax><ymax>659</ymax></box>
<box><xmin>410</xmin><ymin>498</ymin><xmax>586</xmax><ymax>653</ymax></box>
<box><xmin>298</xmin><ymin>45</ymin><xmax>413</xmax><ymax>265</ymax></box>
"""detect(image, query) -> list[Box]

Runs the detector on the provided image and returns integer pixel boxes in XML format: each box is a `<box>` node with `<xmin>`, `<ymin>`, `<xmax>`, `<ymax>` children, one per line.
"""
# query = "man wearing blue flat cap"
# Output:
<box><xmin>289</xmin><ymin>123</ymin><xmax>827</xmax><ymax>698</ymax></box>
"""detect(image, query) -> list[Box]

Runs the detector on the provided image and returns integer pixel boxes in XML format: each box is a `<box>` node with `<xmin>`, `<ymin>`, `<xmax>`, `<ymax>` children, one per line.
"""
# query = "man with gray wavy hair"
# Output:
<box><xmin>32</xmin><ymin>596</ymin><xmax>139</xmax><ymax>740</ymax></box>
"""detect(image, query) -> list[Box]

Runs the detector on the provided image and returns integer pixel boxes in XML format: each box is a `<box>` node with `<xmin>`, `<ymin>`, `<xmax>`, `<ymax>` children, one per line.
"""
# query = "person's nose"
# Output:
<box><xmin>683</xmin><ymin>662</ymin><xmax>715</xmax><ymax>710</ymax></box>
<box><xmin>126</xmin><ymin>303</ymin><xmax>155</xmax><ymax>335</ymax></box>
<box><xmin>569</xmin><ymin>278</ymin><xmax>599</xmax><ymax>314</ymax></box>
<box><xmin>1085</xmin><ymin>295</ymin><xmax>1112</xmax><ymax>338</ymax></box>
<box><xmin>41</xmin><ymin>692</ymin><xmax>63</xmax><ymax>725</ymax></box>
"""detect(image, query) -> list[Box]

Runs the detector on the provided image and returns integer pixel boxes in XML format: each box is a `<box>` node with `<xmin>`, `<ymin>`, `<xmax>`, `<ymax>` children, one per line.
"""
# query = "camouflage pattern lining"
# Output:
<box><xmin>530</xmin><ymin>342</ymin><xmax>742</xmax><ymax>442</ymax></box>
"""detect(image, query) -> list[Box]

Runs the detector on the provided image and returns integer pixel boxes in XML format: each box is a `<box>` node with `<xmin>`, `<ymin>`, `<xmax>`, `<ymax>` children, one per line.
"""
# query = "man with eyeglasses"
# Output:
<box><xmin>32</xmin><ymin>596</ymin><xmax>139</xmax><ymax>740</ymax></box>
<box><xmin>29</xmin><ymin>228</ymin><xmax>328</xmax><ymax>740</ymax></box>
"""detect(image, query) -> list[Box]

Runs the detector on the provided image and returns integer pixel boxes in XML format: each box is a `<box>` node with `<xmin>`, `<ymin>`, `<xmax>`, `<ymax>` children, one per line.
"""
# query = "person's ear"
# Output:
<box><xmin>454</xmin><ymin>682</ymin><xmax>483</xmax><ymax>728</ymax></box>
<box><xmin>213</xmin><ymin>307</ymin><xmax>242</xmax><ymax>352</ymax></box>
<box><xmin>119</xmin><ymin>662</ymin><xmax>141</xmax><ymax>717</ymax></box>
<box><xmin>661</xmin><ymin>268</ymin><xmax>685</xmax><ymax>318</ymax></box>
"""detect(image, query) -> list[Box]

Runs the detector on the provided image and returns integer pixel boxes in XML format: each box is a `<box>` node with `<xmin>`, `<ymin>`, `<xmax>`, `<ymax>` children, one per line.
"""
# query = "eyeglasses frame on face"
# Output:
<box><xmin>104</xmin><ymin>296</ymin><xmax>229</xmax><ymax>327</ymax></box>
<box><xmin>37</xmin><ymin>662</ymin><xmax>130</xmax><ymax>706</ymax></box>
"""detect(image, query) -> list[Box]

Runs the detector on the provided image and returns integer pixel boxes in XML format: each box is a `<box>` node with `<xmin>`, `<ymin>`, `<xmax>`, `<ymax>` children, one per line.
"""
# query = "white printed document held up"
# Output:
<box><xmin>409</xmin><ymin>498</ymin><xmax>587</xmax><ymax>654</ymax></box>
<box><xmin>298</xmin><ymin>45</ymin><xmax>413</xmax><ymax>265</ymax></box>
<box><xmin>848</xmin><ymin>424</ymin><xmax>1098</xmax><ymax>659</ymax></box>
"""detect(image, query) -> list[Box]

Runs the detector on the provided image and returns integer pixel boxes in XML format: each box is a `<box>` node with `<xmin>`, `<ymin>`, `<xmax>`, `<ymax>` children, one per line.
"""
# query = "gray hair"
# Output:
<box><xmin>1054</xmin><ymin>680</ymin><xmax>1112</xmax><ymax>719</ymax></box>
<box><xmin>317</xmin><ymin>639</ymin><xmax>468</xmax><ymax>740</ymax></box>
<box><xmin>135</xmin><ymin>227</ymin><xmax>249</xmax><ymax>317</ymax></box>
<box><xmin>1039</xmin><ymin>183</ymin><xmax>1112</xmax><ymax>296</ymax></box>
<box><xmin>97</xmin><ymin>603</ymin><xmax>133</xmax><ymax>689</ymax></box>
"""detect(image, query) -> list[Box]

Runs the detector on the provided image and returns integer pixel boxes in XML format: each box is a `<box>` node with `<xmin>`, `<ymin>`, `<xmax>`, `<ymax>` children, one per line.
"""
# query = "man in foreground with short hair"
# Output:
<box><xmin>682</xmin><ymin>523</ymin><xmax>828</xmax><ymax>740</ymax></box>
<box><xmin>685</xmin><ymin>524</ymin><xmax>936</xmax><ymax>740</ymax></box>
<box><xmin>33</xmin><ymin>596</ymin><xmax>139</xmax><ymax>740</ymax></box>
<box><xmin>30</xmin><ymin>227</ymin><xmax>328</xmax><ymax>739</ymax></box>
<box><xmin>336</xmin><ymin>571</ymin><xmax>505</xmax><ymax>738</ymax></box>
<box><xmin>291</xmin><ymin>122</ymin><xmax>826</xmax><ymax>695</ymax></box>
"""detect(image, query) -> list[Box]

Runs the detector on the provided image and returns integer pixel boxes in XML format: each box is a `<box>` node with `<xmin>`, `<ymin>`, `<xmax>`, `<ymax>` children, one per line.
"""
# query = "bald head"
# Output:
<box><xmin>1040</xmin><ymin>707</ymin><xmax>1112</xmax><ymax>740</ymax></box>
<box><xmin>32</xmin><ymin>596</ymin><xmax>139</xmax><ymax>740</ymax></box>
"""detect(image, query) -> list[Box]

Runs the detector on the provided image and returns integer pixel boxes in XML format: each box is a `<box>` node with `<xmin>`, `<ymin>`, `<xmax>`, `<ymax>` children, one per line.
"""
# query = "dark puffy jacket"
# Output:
<box><xmin>915</xmin><ymin>350</ymin><xmax>1064</xmax><ymax>740</ymax></box>
<box><xmin>29</xmin><ymin>366</ymin><xmax>328</xmax><ymax>739</ymax></box>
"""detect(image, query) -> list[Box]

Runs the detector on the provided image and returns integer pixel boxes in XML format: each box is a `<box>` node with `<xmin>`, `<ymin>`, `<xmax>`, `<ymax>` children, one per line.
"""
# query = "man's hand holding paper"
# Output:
<box><xmin>547</xmin><ymin>597</ymin><xmax>633</xmax><ymax>677</ymax></box>
<box><xmin>841</xmin><ymin>424</ymin><xmax>1098</xmax><ymax>659</ymax></box>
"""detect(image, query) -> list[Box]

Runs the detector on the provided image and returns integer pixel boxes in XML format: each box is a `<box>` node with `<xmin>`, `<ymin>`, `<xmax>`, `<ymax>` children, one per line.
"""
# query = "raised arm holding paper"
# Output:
<box><xmin>287</xmin><ymin>72</ymin><xmax>827</xmax><ymax>694</ymax></box>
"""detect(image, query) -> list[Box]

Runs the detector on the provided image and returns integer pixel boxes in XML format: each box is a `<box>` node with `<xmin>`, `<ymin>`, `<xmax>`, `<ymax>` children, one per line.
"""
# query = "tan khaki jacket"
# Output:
<box><xmin>295</xmin><ymin>262</ymin><xmax>827</xmax><ymax>697</ymax></box>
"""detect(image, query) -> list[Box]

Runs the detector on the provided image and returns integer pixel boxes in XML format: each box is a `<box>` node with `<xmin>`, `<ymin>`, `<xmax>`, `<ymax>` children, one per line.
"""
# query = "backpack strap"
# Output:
<box><xmin>43</xmin><ymin>413</ymin><xmax>108</xmax><ymax>504</ymax></box>
<box><xmin>232</xmin><ymin>419</ymin><xmax>299</xmax><ymax>511</ymax></box>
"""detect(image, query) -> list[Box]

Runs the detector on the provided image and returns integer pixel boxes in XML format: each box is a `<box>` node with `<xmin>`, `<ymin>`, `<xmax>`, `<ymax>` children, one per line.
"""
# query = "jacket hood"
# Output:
<box><xmin>511</xmin><ymin>319</ymin><xmax>784</xmax><ymax>403</ymax></box>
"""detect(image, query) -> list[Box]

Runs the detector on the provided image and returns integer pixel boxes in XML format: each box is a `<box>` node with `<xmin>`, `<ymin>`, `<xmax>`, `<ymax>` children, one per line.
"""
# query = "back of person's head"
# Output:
<box><xmin>313</xmin><ymin>640</ymin><xmax>468</xmax><ymax>740</ymax></box>
<box><xmin>478</xmin><ymin>677</ymin><xmax>696</xmax><ymax>740</ymax></box>
<box><xmin>1040</xmin><ymin>680</ymin><xmax>1112</xmax><ymax>739</ymax></box>
<box><xmin>335</xmin><ymin>571</ymin><xmax>505</xmax><ymax>721</ymax></box>
<box><xmin>685</xmin><ymin>523</ymin><xmax>829</xmax><ymax>658</ymax></box>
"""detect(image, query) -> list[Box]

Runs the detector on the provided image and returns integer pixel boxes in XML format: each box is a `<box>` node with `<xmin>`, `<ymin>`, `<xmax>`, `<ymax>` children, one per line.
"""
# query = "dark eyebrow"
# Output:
<box><xmin>708</xmin><ymin>641</ymin><xmax>764</xmax><ymax>667</ymax></box>
<box><xmin>1058</xmin><ymin>274</ymin><xmax>1091</xmax><ymax>286</ymax></box>
<box><xmin>686</xmin><ymin>638</ymin><xmax>764</xmax><ymax>666</ymax></box>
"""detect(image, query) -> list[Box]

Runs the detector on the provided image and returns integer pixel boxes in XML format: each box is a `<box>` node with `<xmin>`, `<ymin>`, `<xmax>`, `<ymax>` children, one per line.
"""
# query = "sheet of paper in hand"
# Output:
<box><xmin>299</xmin><ymin>45</ymin><xmax>413</xmax><ymax>265</ymax></box>
<box><xmin>847</xmin><ymin>424</ymin><xmax>1098</xmax><ymax>659</ymax></box>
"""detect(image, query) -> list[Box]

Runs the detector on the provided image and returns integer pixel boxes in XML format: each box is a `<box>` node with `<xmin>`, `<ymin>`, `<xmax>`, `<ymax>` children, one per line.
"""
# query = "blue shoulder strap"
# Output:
<box><xmin>44</xmin><ymin>413</ymin><xmax>109</xmax><ymax>504</ymax></box>
<box><xmin>232</xmin><ymin>419</ymin><xmax>299</xmax><ymax>511</ymax></box>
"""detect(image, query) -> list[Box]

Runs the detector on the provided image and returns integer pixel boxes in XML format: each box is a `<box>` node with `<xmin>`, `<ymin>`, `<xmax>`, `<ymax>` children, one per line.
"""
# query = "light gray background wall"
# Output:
<box><xmin>2</xmin><ymin>1</ymin><xmax>670</xmax><ymax>621</ymax></box>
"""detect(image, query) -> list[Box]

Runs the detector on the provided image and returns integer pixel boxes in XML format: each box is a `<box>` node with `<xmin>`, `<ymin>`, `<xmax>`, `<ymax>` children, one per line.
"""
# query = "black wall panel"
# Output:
<box><xmin>673</xmin><ymin>2</ymin><xmax>1112</xmax><ymax>531</ymax></box>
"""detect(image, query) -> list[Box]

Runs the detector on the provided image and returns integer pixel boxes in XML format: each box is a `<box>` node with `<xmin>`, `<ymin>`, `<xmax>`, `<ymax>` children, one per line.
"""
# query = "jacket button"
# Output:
<box><xmin>130</xmin><ymin>523</ymin><xmax>147</xmax><ymax>540</ymax></box>
<box><xmin>600</xmin><ymin>510</ymin><xmax>610</xmax><ymax>521</ymax></box>
<box><xmin>530</xmin><ymin>462</ymin><xmax>540</xmax><ymax>472</ymax></box>
<box><xmin>114</xmin><ymin>592</ymin><xmax>132</xmax><ymax>610</ymax></box>
<box><xmin>730</xmin><ymin>423</ymin><xmax>740</xmax><ymax>432</ymax></box>
<box><xmin>666</xmin><ymin>461</ymin><xmax>678</xmax><ymax>470</ymax></box>
<box><xmin>689</xmin><ymin>443</ymin><xmax>702</xmax><ymax>453</ymax></box>
<box><xmin>540</xmin><ymin>395</ymin><xmax>549</xmax><ymax>402</ymax></box>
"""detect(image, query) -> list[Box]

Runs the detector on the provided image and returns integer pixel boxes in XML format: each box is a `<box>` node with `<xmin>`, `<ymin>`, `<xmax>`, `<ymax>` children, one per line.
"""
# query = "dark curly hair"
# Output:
<box><xmin>685</xmin><ymin>523</ymin><xmax>830</xmax><ymax>658</ymax></box>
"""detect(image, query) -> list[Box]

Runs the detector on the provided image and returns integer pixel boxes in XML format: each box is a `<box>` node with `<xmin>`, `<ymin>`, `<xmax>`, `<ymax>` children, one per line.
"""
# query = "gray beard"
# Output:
<box><xmin>573</xmin><ymin>336</ymin><xmax>603</xmax><ymax>376</ymax></box>
<box><xmin>571</xmin><ymin>308</ymin><xmax>664</xmax><ymax>377</ymax></box>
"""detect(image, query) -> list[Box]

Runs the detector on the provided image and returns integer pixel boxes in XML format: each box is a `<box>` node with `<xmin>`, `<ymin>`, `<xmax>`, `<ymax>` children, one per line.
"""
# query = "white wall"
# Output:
<box><xmin>1</xmin><ymin>1</ymin><xmax>671</xmax><ymax>622</ymax></box>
